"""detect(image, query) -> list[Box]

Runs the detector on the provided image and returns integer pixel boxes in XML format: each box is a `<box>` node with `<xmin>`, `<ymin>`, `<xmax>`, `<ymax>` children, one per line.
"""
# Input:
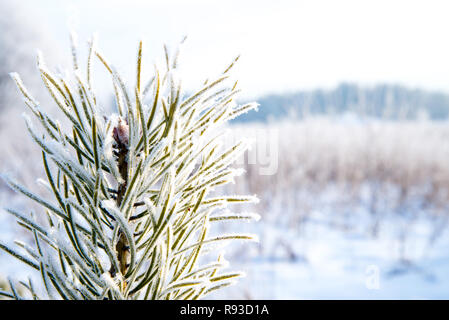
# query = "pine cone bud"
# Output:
<box><xmin>113</xmin><ymin>118</ymin><xmax>129</xmax><ymax>147</ymax></box>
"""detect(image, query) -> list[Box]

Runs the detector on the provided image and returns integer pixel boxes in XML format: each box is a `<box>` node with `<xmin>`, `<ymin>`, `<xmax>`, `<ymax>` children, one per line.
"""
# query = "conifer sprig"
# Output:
<box><xmin>0</xmin><ymin>34</ymin><xmax>259</xmax><ymax>300</ymax></box>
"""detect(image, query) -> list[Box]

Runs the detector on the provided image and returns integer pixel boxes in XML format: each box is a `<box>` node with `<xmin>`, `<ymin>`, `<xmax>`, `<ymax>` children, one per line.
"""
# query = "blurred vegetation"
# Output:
<box><xmin>224</xmin><ymin>119</ymin><xmax>449</xmax><ymax>262</ymax></box>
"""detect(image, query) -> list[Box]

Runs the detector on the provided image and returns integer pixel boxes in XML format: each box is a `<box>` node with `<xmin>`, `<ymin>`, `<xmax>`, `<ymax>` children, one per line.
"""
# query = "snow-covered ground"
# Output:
<box><xmin>210</xmin><ymin>204</ymin><xmax>449</xmax><ymax>299</ymax></box>
<box><xmin>3</xmin><ymin>195</ymin><xmax>449</xmax><ymax>299</ymax></box>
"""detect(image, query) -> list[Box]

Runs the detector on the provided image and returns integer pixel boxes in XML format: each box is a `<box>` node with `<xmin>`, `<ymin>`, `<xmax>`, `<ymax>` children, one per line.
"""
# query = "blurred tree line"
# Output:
<box><xmin>235</xmin><ymin>83</ymin><xmax>449</xmax><ymax>122</ymax></box>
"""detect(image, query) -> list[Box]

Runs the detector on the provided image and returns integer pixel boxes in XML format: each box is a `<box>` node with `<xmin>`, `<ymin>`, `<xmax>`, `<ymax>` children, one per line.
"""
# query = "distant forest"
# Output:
<box><xmin>235</xmin><ymin>83</ymin><xmax>449</xmax><ymax>122</ymax></box>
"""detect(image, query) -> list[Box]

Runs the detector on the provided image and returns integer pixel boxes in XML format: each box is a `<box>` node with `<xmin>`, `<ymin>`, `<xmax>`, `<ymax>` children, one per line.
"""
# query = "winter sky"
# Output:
<box><xmin>17</xmin><ymin>0</ymin><xmax>449</xmax><ymax>98</ymax></box>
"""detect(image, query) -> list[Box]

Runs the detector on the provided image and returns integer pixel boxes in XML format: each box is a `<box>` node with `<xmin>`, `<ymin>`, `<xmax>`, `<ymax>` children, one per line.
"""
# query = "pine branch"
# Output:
<box><xmin>1</xmin><ymin>32</ymin><xmax>259</xmax><ymax>300</ymax></box>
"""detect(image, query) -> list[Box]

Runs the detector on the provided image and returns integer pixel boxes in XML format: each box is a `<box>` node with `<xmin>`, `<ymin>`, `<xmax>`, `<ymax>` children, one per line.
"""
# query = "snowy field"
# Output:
<box><xmin>212</xmin><ymin>118</ymin><xmax>449</xmax><ymax>299</ymax></box>
<box><xmin>3</xmin><ymin>193</ymin><xmax>449</xmax><ymax>299</ymax></box>
<box><xmin>211</xmin><ymin>202</ymin><xmax>449</xmax><ymax>299</ymax></box>
<box><xmin>2</xmin><ymin>117</ymin><xmax>449</xmax><ymax>299</ymax></box>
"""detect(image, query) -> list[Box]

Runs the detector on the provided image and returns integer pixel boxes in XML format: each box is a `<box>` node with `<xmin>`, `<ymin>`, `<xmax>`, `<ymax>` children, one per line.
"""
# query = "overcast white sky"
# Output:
<box><xmin>18</xmin><ymin>0</ymin><xmax>449</xmax><ymax>99</ymax></box>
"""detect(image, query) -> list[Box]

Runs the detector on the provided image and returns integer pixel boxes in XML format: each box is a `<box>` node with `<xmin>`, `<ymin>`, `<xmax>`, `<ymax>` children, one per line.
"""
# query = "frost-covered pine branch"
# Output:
<box><xmin>0</xmin><ymin>33</ymin><xmax>259</xmax><ymax>300</ymax></box>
